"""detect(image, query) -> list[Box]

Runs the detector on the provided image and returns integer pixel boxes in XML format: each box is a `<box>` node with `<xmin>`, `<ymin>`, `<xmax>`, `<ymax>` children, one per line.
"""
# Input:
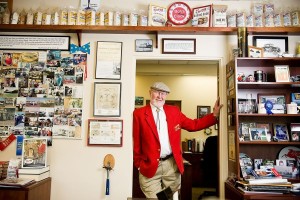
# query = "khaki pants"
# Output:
<box><xmin>139</xmin><ymin>157</ymin><xmax>181</xmax><ymax>198</ymax></box>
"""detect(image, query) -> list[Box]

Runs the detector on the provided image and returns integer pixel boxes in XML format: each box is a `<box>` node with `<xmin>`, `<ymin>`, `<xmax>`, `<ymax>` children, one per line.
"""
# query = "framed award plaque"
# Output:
<box><xmin>167</xmin><ymin>2</ymin><xmax>192</xmax><ymax>25</ymax></box>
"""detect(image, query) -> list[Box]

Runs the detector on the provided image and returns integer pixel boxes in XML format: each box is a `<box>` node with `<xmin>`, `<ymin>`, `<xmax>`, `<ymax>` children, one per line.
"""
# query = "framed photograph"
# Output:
<box><xmin>135</xmin><ymin>96</ymin><xmax>144</xmax><ymax>106</ymax></box>
<box><xmin>95</xmin><ymin>41</ymin><xmax>122</xmax><ymax>79</ymax></box>
<box><xmin>87</xmin><ymin>119</ymin><xmax>123</xmax><ymax>146</ymax></box>
<box><xmin>257</xmin><ymin>94</ymin><xmax>286</xmax><ymax>114</ymax></box>
<box><xmin>256</xmin><ymin>123</ymin><xmax>272</xmax><ymax>138</ymax></box>
<box><xmin>0</xmin><ymin>0</ymin><xmax>13</xmax><ymax>13</ymax></box>
<box><xmin>273</xmin><ymin>124</ymin><xmax>289</xmax><ymax>141</ymax></box>
<box><xmin>197</xmin><ymin>106</ymin><xmax>210</xmax><ymax>118</ymax></box>
<box><xmin>274</xmin><ymin>65</ymin><xmax>290</xmax><ymax>82</ymax></box>
<box><xmin>162</xmin><ymin>38</ymin><xmax>196</xmax><ymax>54</ymax></box>
<box><xmin>253</xmin><ymin>36</ymin><xmax>288</xmax><ymax>57</ymax></box>
<box><xmin>290</xmin><ymin>123</ymin><xmax>300</xmax><ymax>142</ymax></box>
<box><xmin>93</xmin><ymin>82</ymin><xmax>121</xmax><ymax>117</ymax></box>
<box><xmin>22</xmin><ymin>138</ymin><xmax>47</xmax><ymax>168</ymax></box>
<box><xmin>135</xmin><ymin>39</ymin><xmax>153</xmax><ymax>52</ymax></box>
<box><xmin>248</xmin><ymin>46</ymin><xmax>263</xmax><ymax>58</ymax></box>
<box><xmin>249</xmin><ymin>127</ymin><xmax>268</xmax><ymax>141</ymax></box>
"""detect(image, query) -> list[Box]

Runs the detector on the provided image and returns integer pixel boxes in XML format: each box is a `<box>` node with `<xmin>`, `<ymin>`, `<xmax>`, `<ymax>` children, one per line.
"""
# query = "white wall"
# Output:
<box><xmin>1</xmin><ymin>0</ymin><xmax>300</xmax><ymax>200</ymax></box>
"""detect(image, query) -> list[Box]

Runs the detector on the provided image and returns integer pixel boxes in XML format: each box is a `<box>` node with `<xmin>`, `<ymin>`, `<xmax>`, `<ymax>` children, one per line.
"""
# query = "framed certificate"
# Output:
<box><xmin>162</xmin><ymin>38</ymin><xmax>196</xmax><ymax>54</ymax></box>
<box><xmin>87</xmin><ymin>119</ymin><xmax>123</xmax><ymax>146</ymax></box>
<box><xmin>95</xmin><ymin>41</ymin><xmax>122</xmax><ymax>79</ymax></box>
<box><xmin>93</xmin><ymin>82</ymin><xmax>121</xmax><ymax>117</ymax></box>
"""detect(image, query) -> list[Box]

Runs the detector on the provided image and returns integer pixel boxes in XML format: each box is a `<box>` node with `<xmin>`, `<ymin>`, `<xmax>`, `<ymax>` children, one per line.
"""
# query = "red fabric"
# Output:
<box><xmin>133</xmin><ymin>104</ymin><xmax>217</xmax><ymax>178</ymax></box>
<box><xmin>0</xmin><ymin>134</ymin><xmax>16</xmax><ymax>151</ymax></box>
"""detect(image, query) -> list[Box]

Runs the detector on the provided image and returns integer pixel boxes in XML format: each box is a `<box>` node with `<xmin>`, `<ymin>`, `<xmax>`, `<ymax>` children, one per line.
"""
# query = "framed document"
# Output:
<box><xmin>274</xmin><ymin>65</ymin><xmax>290</xmax><ymax>82</ymax></box>
<box><xmin>93</xmin><ymin>82</ymin><xmax>121</xmax><ymax>117</ymax></box>
<box><xmin>162</xmin><ymin>38</ymin><xmax>196</xmax><ymax>54</ymax></box>
<box><xmin>253</xmin><ymin>36</ymin><xmax>288</xmax><ymax>57</ymax></box>
<box><xmin>95</xmin><ymin>41</ymin><xmax>122</xmax><ymax>79</ymax></box>
<box><xmin>87</xmin><ymin>119</ymin><xmax>123</xmax><ymax>146</ymax></box>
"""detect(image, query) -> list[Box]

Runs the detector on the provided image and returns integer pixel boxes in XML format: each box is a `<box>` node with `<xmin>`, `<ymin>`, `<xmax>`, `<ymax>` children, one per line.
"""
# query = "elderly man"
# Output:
<box><xmin>133</xmin><ymin>82</ymin><xmax>223</xmax><ymax>199</ymax></box>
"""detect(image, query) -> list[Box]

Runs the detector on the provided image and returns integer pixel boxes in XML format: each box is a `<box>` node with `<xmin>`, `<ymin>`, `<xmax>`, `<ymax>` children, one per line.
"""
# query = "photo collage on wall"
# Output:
<box><xmin>0</xmin><ymin>50</ymin><xmax>86</xmax><ymax>145</ymax></box>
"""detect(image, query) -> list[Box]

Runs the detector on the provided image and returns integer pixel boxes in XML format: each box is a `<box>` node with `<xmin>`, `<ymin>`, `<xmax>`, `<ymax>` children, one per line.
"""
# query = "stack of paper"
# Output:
<box><xmin>18</xmin><ymin>166</ymin><xmax>50</xmax><ymax>182</ymax></box>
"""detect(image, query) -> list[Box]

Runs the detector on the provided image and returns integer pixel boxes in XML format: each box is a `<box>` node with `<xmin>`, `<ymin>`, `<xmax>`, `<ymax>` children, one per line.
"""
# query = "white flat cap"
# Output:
<box><xmin>150</xmin><ymin>82</ymin><xmax>170</xmax><ymax>93</ymax></box>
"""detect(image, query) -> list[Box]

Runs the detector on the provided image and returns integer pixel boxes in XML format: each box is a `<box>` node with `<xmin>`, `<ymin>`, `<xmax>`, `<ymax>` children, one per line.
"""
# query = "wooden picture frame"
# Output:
<box><xmin>93</xmin><ymin>82</ymin><xmax>121</xmax><ymax>117</ymax></box>
<box><xmin>87</xmin><ymin>119</ymin><xmax>123</xmax><ymax>146</ymax></box>
<box><xmin>253</xmin><ymin>36</ymin><xmax>288</xmax><ymax>57</ymax></box>
<box><xmin>197</xmin><ymin>106</ymin><xmax>210</xmax><ymax>118</ymax></box>
<box><xmin>95</xmin><ymin>41</ymin><xmax>122</xmax><ymax>79</ymax></box>
<box><xmin>0</xmin><ymin>0</ymin><xmax>13</xmax><ymax>13</ymax></box>
<box><xmin>274</xmin><ymin>65</ymin><xmax>290</xmax><ymax>82</ymax></box>
<box><xmin>162</xmin><ymin>38</ymin><xmax>196</xmax><ymax>54</ymax></box>
<box><xmin>273</xmin><ymin>124</ymin><xmax>289</xmax><ymax>141</ymax></box>
<box><xmin>135</xmin><ymin>39</ymin><xmax>153</xmax><ymax>52</ymax></box>
<box><xmin>248</xmin><ymin>46</ymin><xmax>263</xmax><ymax>58</ymax></box>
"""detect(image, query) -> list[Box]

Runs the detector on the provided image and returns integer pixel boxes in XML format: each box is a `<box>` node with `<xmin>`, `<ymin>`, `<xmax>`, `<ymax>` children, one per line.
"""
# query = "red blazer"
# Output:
<box><xmin>133</xmin><ymin>104</ymin><xmax>217</xmax><ymax>178</ymax></box>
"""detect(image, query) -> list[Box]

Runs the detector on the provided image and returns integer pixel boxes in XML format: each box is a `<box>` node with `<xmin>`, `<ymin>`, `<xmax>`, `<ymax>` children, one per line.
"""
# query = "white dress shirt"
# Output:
<box><xmin>150</xmin><ymin>104</ymin><xmax>172</xmax><ymax>158</ymax></box>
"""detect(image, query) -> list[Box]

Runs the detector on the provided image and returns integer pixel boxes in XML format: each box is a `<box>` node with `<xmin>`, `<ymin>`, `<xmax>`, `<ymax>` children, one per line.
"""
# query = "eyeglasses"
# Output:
<box><xmin>151</xmin><ymin>90</ymin><xmax>168</xmax><ymax>96</ymax></box>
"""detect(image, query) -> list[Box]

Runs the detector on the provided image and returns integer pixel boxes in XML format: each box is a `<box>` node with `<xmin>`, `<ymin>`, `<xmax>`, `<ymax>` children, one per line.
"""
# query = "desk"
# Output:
<box><xmin>0</xmin><ymin>177</ymin><xmax>51</xmax><ymax>200</ymax></box>
<box><xmin>182</xmin><ymin>152</ymin><xmax>204</xmax><ymax>187</ymax></box>
<box><xmin>225</xmin><ymin>181</ymin><xmax>298</xmax><ymax>200</ymax></box>
<box><xmin>132</xmin><ymin>162</ymin><xmax>192</xmax><ymax>200</ymax></box>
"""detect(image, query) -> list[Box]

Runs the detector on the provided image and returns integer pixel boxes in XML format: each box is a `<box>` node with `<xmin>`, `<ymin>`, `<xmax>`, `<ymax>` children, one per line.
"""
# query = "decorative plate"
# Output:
<box><xmin>167</xmin><ymin>2</ymin><xmax>192</xmax><ymax>25</ymax></box>
<box><xmin>278</xmin><ymin>146</ymin><xmax>300</xmax><ymax>160</ymax></box>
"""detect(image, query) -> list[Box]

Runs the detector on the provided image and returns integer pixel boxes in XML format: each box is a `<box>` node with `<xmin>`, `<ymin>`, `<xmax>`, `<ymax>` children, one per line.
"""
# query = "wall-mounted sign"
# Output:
<box><xmin>0</xmin><ymin>35</ymin><xmax>70</xmax><ymax>50</ymax></box>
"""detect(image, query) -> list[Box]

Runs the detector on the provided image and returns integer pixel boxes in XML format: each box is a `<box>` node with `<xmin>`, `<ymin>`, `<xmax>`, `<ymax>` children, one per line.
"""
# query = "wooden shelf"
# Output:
<box><xmin>238</xmin><ymin>113</ymin><xmax>300</xmax><ymax>117</ymax></box>
<box><xmin>1</xmin><ymin>24</ymin><xmax>300</xmax><ymax>35</ymax></box>
<box><xmin>238</xmin><ymin>82</ymin><xmax>300</xmax><ymax>89</ymax></box>
<box><xmin>240</xmin><ymin>141</ymin><xmax>300</xmax><ymax>145</ymax></box>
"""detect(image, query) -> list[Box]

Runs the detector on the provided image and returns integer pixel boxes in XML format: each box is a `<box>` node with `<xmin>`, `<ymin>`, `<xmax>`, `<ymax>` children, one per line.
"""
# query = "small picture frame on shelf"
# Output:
<box><xmin>248</xmin><ymin>46</ymin><xmax>263</xmax><ymax>58</ymax></box>
<box><xmin>257</xmin><ymin>94</ymin><xmax>286</xmax><ymax>114</ymax></box>
<box><xmin>249</xmin><ymin>127</ymin><xmax>268</xmax><ymax>141</ymax></box>
<box><xmin>273</xmin><ymin>124</ymin><xmax>289</xmax><ymax>141</ymax></box>
<box><xmin>290</xmin><ymin>123</ymin><xmax>300</xmax><ymax>142</ymax></box>
<box><xmin>274</xmin><ymin>65</ymin><xmax>290</xmax><ymax>82</ymax></box>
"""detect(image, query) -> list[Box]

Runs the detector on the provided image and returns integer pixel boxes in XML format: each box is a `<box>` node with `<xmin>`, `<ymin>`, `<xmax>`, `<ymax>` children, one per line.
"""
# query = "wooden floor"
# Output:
<box><xmin>192</xmin><ymin>187</ymin><xmax>219</xmax><ymax>200</ymax></box>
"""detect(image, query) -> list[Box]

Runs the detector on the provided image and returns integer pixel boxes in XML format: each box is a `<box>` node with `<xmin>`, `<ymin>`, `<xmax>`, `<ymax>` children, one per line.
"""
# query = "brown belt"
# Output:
<box><xmin>159</xmin><ymin>154</ymin><xmax>173</xmax><ymax>161</ymax></box>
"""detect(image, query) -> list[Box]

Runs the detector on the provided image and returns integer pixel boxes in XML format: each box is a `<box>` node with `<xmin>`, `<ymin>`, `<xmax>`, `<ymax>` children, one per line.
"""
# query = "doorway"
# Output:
<box><xmin>133</xmin><ymin>59</ymin><xmax>220</xmax><ymax>200</ymax></box>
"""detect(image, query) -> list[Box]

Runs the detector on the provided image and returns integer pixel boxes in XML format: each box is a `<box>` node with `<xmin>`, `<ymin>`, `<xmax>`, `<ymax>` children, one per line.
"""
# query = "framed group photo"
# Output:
<box><xmin>93</xmin><ymin>82</ymin><xmax>121</xmax><ymax>117</ymax></box>
<box><xmin>87</xmin><ymin>119</ymin><xmax>123</xmax><ymax>146</ymax></box>
<box><xmin>197</xmin><ymin>106</ymin><xmax>210</xmax><ymax>118</ymax></box>
<box><xmin>253</xmin><ymin>36</ymin><xmax>288</xmax><ymax>57</ymax></box>
<box><xmin>249</xmin><ymin>127</ymin><xmax>268</xmax><ymax>141</ymax></box>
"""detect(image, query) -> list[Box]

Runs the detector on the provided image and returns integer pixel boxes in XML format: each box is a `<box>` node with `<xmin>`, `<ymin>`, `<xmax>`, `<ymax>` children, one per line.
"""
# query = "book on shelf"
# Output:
<box><xmin>19</xmin><ymin>170</ymin><xmax>50</xmax><ymax>182</ymax></box>
<box><xmin>245</xmin><ymin>177</ymin><xmax>288</xmax><ymax>185</ymax></box>
<box><xmin>18</xmin><ymin>165</ymin><xmax>50</xmax><ymax>174</ymax></box>
<box><xmin>0</xmin><ymin>178</ymin><xmax>35</xmax><ymax>187</ymax></box>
